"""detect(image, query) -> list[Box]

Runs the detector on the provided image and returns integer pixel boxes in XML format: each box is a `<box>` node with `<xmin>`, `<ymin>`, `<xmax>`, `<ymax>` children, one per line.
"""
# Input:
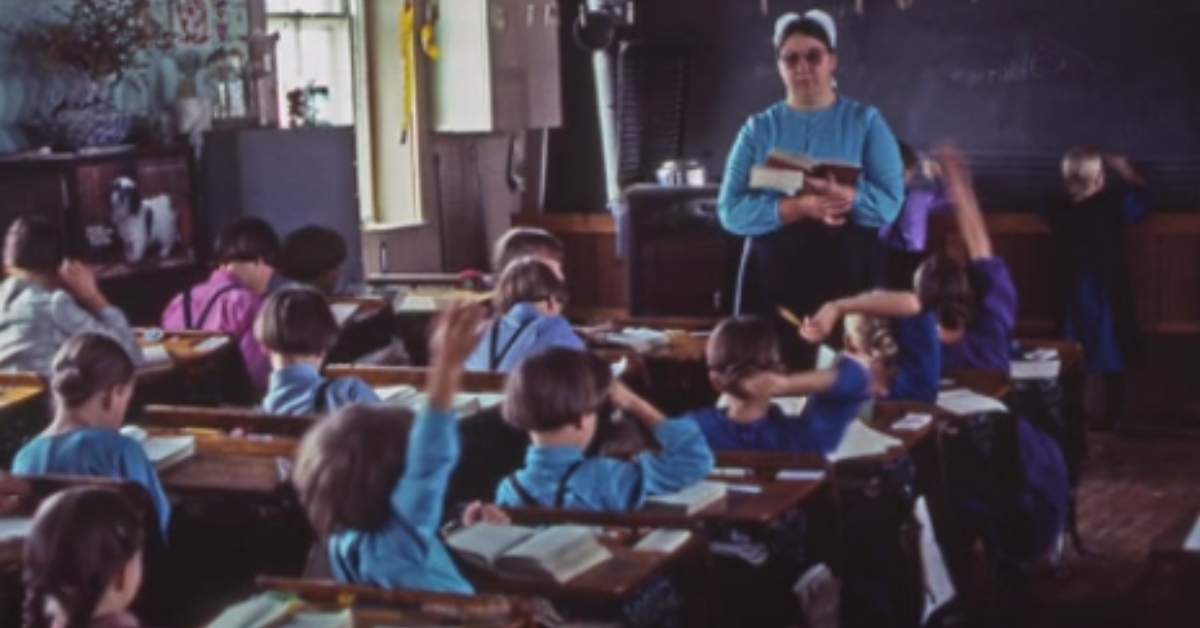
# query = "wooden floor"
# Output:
<box><xmin>1028</xmin><ymin>434</ymin><xmax>1200</xmax><ymax>628</ymax></box>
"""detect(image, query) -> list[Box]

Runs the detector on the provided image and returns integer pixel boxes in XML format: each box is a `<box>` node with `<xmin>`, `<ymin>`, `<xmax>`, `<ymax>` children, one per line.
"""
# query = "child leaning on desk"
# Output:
<box><xmin>291</xmin><ymin>302</ymin><xmax>490</xmax><ymax>593</ymax></box>
<box><xmin>11</xmin><ymin>333</ymin><xmax>171</xmax><ymax>536</ymax></box>
<box><xmin>256</xmin><ymin>288</ymin><xmax>379</xmax><ymax>416</ymax></box>
<box><xmin>683</xmin><ymin>315</ymin><xmax>882</xmax><ymax>455</ymax></box>
<box><xmin>495</xmin><ymin>346</ymin><xmax>714</xmax><ymax>511</ymax></box>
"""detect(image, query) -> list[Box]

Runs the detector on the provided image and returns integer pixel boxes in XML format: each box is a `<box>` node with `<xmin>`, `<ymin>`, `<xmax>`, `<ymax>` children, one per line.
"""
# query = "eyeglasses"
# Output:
<box><xmin>779</xmin><ymin>48</ymin><xmax>827</xmax><ymax>68</ymax></box>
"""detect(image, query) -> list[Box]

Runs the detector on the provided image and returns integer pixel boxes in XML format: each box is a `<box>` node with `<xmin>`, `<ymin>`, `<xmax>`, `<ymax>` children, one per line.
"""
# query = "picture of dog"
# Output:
<box><xmin>109</xmin><ymin>177</ymin><xmax>181</xmax><ymax>264</ymax></box>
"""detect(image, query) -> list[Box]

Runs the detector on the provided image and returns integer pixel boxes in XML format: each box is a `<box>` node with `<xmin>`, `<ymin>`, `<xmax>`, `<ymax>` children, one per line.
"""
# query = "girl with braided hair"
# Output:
<box><xmin>22</xmin><ymin>487</ymin><xmax>146</xmax><ymax>628</ymax></box>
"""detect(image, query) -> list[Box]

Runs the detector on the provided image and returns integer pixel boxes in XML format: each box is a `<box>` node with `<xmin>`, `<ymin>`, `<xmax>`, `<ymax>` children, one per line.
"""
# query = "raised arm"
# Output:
<box><xmin>800</xmin><ymin>291</ymin><xmax>922</xmax><ymax>344</ymax></box>
<box><xmin>936</xmin><ymin>144</ymin><xmax>992</xmax><ymax>260</ymax></box>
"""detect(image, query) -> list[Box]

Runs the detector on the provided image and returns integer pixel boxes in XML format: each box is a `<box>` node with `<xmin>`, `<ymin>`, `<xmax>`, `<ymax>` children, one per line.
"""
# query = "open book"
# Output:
<box><xmin>120</xmin><ymin>426</ymin><xmax>196</xmax><ymax>471</ymax></box>
<box><xmin>193</xmin><ymin>336</ymin><xmax>231</xmax><ymax>355</ymax></box>
<box><xmin>633</xmin><ymin>528</ymin><xmax>693</xmax><ymax>554</ymax></box>
<box><xmin>205</xmin><ymin>594</ymin><xmax>351</xmax><ymax>628</ymax></box>
<box><xmin>827</xmin><ymin>420</ymin><xmax>902</xmax><ymax>462</ymax></box>
<box><xmin>1010</xmin><ymin>360</ymin><xmax>1061</xmax><ymax>381</ymax></box>
<box><xmin>766</xmin><ymin>149</ymin><xmax>862</xmax><ymax>187</ymax></box>
<box><xmin>602</xmin><ymin>328</ymin><xmax>671</xmax><ymax>353</ymax></box>
<box><xmin>643</xmin><ymin>481</ymin><xmax>727</xmax><ymax>515</ymax></box>
<box><xmin>0</xmin><ymin>517</ymin><xmax>34</xmax><ymax>543</ymax></box>
<box><xmin>375</xmin><ymin>386</ymin><xmax>503</xmax><ymax>416</ymax></box>
<box><xmin>447</xmin><ymin>523</ymin><xmax>611</xmax><ymax>584</ymax></box>
<box><xmin>937</xmin><ymin>389</ymin><xmax>1009</xmax><ymax>416</ymax></box>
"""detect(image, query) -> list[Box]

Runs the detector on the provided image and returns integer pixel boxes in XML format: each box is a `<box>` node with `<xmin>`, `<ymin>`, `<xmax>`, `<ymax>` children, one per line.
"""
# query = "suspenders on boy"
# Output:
<box><xmin>488</xmin><ymin>318</ymin><xmax>536</xmax><ymax>371</ymax></box>
<box><xmin>182</xmin><ymin>284</ymin><xmax>241</xmax><ymax>330</ymax></box>
<box><xmin>505</xmin><ymin>460</ymin><xmax>586</xmax><ymax>508</ymax></box>
<box><xmin>312</xmin><ymin>378</ymin><xmax>338</xmax><ymax>415</ymax></box>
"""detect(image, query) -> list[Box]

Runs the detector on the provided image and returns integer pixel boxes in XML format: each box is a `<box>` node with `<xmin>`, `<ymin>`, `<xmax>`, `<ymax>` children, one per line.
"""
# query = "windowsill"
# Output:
<box><xmin>360</xmin><ymin>220</ymin><xmax>430</xmax><ymax>234</ymax></box>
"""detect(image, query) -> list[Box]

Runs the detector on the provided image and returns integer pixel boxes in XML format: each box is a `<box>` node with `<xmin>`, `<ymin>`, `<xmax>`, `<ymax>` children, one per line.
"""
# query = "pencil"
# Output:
<box><xmin>777</xmin><ymin>306</ymin><xmax>803</xmax><ymax>328</ymax></box>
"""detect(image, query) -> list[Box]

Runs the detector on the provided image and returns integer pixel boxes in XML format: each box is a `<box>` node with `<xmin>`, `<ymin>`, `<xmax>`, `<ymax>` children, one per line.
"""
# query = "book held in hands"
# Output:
<box><xmin>750</xmin><ymin>149</ymin><xmax>862</xmax><ymax>194</ymax></box>
<box><xmin>447</xmin><ymin>523</ymin><xmax>612</xmax><ymax>584</ymax></box>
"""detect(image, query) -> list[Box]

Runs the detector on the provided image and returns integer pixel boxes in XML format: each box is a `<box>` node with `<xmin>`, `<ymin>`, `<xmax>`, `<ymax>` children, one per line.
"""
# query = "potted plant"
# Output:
<box><xmin>9</xmin><ymin>0</ymin><xmax>174</xmax><ymax>150</ymax></box>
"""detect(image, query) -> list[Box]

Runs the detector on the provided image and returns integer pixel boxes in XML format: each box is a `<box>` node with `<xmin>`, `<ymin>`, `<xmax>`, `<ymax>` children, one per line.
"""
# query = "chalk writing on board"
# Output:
<box><xmin>946</xmin><ymin>40</ymin><xmax>1098</xmax><ymax>88</ymax></box>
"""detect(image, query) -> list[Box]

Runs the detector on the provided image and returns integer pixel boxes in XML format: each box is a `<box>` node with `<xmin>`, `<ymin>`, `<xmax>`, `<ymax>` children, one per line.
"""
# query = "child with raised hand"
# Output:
<box><xmin>22</xmin><ymin>487</ymin><xmax>147</xmax><ymax>628</ymax></box>
<box><xmin>161</xmin><ymin>217</ymin><xmax>281</xmax><ymax>394</ymax></box>
<box><xmin>465</xmin><ymin>257</ymin><xmax>583</xmax><ymax>373</ymax></box>
<box><xmin>256</xmin><ymin>288</ymin><xmax>379</xmax><ymax>415</ymax></box>
<box><xmin>12</xmin><ymin>334</ymin><xmax>171</xmax><ymax>534</ymax></box>
<box><xmin>0</xmin><ymin>216</ymin><xmax>143</xmax><ymax>375</ymax></box>
<box><xmin>291</xmin><ymin>302</ymin><xmax>486</xmax><ymax>592</ymax></box>
<box><xmin>684</xmin><ymin>315</ymin><xmax>877</xmax><ymax>455</ymax></box>
<box><xmin>496</xmin><ymin>346</ymin><xmax>714</xmax><ymax>511</ymax></box>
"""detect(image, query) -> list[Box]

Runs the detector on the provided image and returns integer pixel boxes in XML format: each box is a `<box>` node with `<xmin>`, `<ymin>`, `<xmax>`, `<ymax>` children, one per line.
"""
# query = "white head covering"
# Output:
<box><xmin>773</xmin><ymin>9</ymin><xmax>838</xmax><ymax>50</ymax></box>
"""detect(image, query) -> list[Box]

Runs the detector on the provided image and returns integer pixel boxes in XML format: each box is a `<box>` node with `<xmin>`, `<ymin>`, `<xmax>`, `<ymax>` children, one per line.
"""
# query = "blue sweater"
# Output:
<box><xmin>12</xmin><ymin>428</ymin><xmax>172</xmax><ymax>534</ymax></box>
<box><xmin>464</xmin><ymin>303</ymin><xmax>585</xmax><ymax>373</ymax></box>
<box><xmin>887</xmin><ymin>311</ymin><xmax>942</xmax><ymax>403</ymax></box>
<box><xmin>328</xmin><ymin>406</ymin><xmax>473</xmax><ymax>594</ymax></box>
<box><xmin>261</xmin><ymin>363</ymin><xmax>380</xmax><ymax>415</ymax></box>
<box><xmin>684</xmin><ymin>357</ymin><xmax>870</xmax><ymax>455</ymax></box>
<box><xmin>718</xmin><ymin>97</ymin><xmax>905</xmax><ymax>234</ymax></box>
<box><xmin>495</xmin><ymin>420</ymin><xmax>715</xmax><ymax>511</ymax></box>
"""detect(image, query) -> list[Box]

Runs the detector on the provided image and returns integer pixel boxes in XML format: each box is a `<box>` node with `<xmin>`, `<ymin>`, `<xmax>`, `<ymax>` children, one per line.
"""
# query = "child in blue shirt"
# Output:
<box><xmin>684</xmin><ymin>315</ymin><xmax>878</xmax><ymax>455</ymax></box>
<box><xmin>495</xmin><ymin>346</ymin><xmax>714</xmax><ymax>511</ymax></box>
<box><xmin>465</xmin><ymin>258</ymin><xmax>584</xmax><ymax>373</ymax></box>
<box><xmin>257</xmin><ymin>288</ymin><xmax>379</xmax><ymax>415</ymax></box>
<box><xmin>291</xmin><ymin>302</ymin><xmax>487</xmax><ymax>592</ymax></box>
<box><xmin>12</xmin><ymin>333</ymin><xmax>172</xmax><ymax>535</ymax></box>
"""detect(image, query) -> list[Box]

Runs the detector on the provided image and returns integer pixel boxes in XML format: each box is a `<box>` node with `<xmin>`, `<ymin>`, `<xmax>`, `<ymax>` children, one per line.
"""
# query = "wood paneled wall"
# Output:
<box><xmin>511</xmin><ymin>213</ymin><xmax>628</xmax><ymax>319</ymax></box>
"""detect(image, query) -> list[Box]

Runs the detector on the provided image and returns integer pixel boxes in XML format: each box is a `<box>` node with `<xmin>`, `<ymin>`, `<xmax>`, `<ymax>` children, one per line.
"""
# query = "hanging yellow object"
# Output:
<box><xmin>401</xmin><ymin>0</ymin><xmax>416</xmax><ymax>143</ymax></box>
<box><xmin>422</xmin><ymin>1</ymin><xmax>441</xmax><ymax>60</ymax></box>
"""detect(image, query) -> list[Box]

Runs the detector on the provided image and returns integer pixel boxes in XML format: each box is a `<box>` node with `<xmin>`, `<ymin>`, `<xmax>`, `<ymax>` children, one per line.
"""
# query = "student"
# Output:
<box><xmin>684</xmin><ymin>315</ymin><xmax>879</xmax><ymax>454</ymax></box>
<box><xmin>257</xmin><ymin>288</ymin><xmax>380</xmax><ymax>415</ymax></box>
<box><xmin>291</xmin><ymin>302</ymin><xmax>485</xmax><ymax>592</ymax></box>
<box><xmin>495</xmin><ymin>346</ymin><xmax>714</xmax><ymax>511</ymax></box>
<box><xmin>804</xmin><ymin>144</ymin><xmax>1014</xmax><ymax>379</ymax></box>
<box><xmin>162</xmin><ymin>217</ymin><xmax>280</xmax><ymax>393</ymax></box>
<box><xmin>0</xmin><ymin>216</ymin><xmax>142</xmax><ymax>375</ymax></box>
<box><xmin>1044</xmin><ymin>149</ymin><xmax>1149</xmax><ymax>430</ymax></box>
<box><xmin>492</xmin><ymin>227</ymin><xmax>564</xmax><ymax>278</ymax></box>
<box><xmin>22</xmin><ymin>487</ymin><xmax>147</xmax><ymax>628</ymax></box>
<box><xmin>278</xmin><ymin>226</ymin><xmax>348</xmax><ymax>295</ymax></box>
<box><xmin>464</xmin><ymin>257</ymin><xmax>584</xmax><ymax>373</ymax></box>
<box><xmin>879</xmin><ymin>140</ymin><xmax>952</xmax><ymax>289</ymax></box>
<box><xmin>12</xmin><ymin>334</ymin><xmax>171</xmax><ymax>534</ymax></box>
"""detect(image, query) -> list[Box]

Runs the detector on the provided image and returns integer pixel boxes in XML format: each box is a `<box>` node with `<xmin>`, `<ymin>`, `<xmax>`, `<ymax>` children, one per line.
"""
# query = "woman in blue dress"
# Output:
<box><xmin>1044</xmin><ymin>150</ymin><xmax>1150</xmax><ymax>431</ymax></box>
<box><xmin>718</xmin><ymin>10</ymin><xmax>905</xmax><ymax>369</ymax></box>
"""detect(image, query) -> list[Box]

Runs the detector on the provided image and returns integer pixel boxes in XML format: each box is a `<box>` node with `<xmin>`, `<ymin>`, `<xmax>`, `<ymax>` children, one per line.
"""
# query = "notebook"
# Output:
<box><xmin>447</xmin><ymin>523</ymin><xmax>611</xmax><ymax>584</ymax></box>
<box><xmin>891</xmin><ymin>413</ymin><xmax>934</xmax><ymax>432</ymax></box>
<box><xmin>120</xmin><ymin>426</ymin><xmax>196</xmax><ymax>471</ymax></box>
<box><xmin>827</xmin><ymin>420</ymin><xmax>902</xmax><ymax>462</ymax></box>
<box><xmin>643</xmin><ymin>481</ymin><xmax>728</xmax><ymax>515</ymax></box>
<box><xmin>937</xmin><ymin>389</ymin><xmax>1009</xmax><ymax>415</ymax></box>
<box><xmin>633</xmin><ymin>528</ymin><xmax>693</xmax><ymax>554</ymax></box>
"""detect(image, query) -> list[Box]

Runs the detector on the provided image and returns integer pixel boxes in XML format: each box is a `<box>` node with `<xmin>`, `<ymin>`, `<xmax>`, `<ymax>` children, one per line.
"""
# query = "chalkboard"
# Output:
<box><xmin>636</xmin><ymin>0</ymin><xmax>1200</xmax><ymax>209</ymax></box>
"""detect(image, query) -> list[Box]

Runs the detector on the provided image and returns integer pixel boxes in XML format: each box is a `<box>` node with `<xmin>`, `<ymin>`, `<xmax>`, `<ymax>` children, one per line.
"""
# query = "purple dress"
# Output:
<box><xmin>941</xmin><ymin>258</ymin><xmax>1017</xmax><ymax>373</ymax></box>
<box><xmin>879</xmin><ymin>182</ymin><xmax>952</xmax><ymax>253</ymax></box>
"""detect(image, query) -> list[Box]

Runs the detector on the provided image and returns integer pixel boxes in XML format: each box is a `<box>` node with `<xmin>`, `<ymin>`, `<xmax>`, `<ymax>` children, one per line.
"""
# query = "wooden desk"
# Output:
<box><xmin>0</xmin><ymin>373</ymin><xmax>49</xmax><ymax>467</ymax></box>
<box><xmin>505</xmin><ymin>479</ymin><xmax>823</xmax><ymax>530</ymax></box>
<box><xmin>257</xmin><ymin>576</ymin><xmax>532</xmax><ymax>627</ymax></box>
<box><xmin>367</xmin><ymin>273</ymin><xmax>473</xmax><ymax>290</ymax></box>
<box><xmin>0</xmin><ymin>374</ymin><xmax>45</xmax><ymax>412</ymax></box>
<box><xmin>325</xmin><ymin>365</ymin><xmax>508</xmax><ymax>392</ymax></box>
<box><xmin>136</xmin><ymin>329</ymin><xmax>234</xmax><ymax>379</ymax></box>
<box><xmin>1149</xmin><ymin>508</ymin><xmax>1200</xmax><ymax>628</ymax></box>
<box><xmin>140</xmin><ymin>405</ymin><xmax>316</xmax><ymax>439</ymax></box>
<box><xmin>159</xmin><ymin>442</ymin><xmax>289</xmax><ymax>496</ymax></box>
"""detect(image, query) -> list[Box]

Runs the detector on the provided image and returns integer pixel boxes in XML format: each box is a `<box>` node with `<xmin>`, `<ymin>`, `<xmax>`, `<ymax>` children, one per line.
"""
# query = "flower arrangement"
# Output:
<box><xmin>9</xmin><ymin>0</ymin><xmax>174</xmax><ymax>89</ymax></box>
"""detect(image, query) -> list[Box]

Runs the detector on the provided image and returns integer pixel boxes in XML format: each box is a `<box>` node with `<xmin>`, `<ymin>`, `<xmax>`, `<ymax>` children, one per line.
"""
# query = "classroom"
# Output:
<box><xmin>1</xmin><ymin>1</ymin><xmax>1199</xmax><ymax>627</ymax></box>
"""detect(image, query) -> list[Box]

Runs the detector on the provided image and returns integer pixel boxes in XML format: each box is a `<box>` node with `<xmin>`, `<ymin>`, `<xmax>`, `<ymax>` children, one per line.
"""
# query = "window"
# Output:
<box><xmin>266</xmin><ymin>0</ymin><xmax>355</xmax><ymax>126</ymax></box>
<box><xmin>266</xmin><ymin>0</ymin><xmax>425</xmax><ymax>227</ymax></box>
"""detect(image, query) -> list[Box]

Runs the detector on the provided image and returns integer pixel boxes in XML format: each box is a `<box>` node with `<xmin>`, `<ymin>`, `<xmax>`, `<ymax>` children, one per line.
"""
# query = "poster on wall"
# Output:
<box><xmin>72</xmin><ymin>159</ymin><xmax>195</xmax><ymax>278</ymax></box>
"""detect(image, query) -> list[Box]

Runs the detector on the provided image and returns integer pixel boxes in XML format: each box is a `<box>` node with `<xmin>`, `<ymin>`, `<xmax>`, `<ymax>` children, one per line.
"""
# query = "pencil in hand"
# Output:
<box><xmin>778</xmin><ymin>306</ymin><xmax>804</xmax><ymax>328</ymax></box>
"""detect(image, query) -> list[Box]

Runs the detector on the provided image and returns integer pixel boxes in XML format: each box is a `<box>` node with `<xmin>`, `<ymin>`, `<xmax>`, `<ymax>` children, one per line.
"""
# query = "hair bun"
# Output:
<box><xmin>51</xmin><ymin>365</ymin><xmax>90</xmax><ymax>405</ymax></box>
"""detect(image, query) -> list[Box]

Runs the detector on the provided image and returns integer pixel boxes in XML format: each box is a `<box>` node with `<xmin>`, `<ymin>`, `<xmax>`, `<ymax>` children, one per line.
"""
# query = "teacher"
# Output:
<box><xmin>718</xmin><ymin>10</ymin><xmax>905</xmax><ymax>369</ymax></box>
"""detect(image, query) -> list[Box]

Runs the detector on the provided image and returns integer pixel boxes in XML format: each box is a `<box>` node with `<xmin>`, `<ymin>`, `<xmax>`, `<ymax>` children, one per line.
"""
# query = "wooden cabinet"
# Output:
<box><xmin>0</xmin><ymin>148</ymin><xmax>201</xmax><ymax>323</ymax></box>
<box><xmin>432</xmin><ymin>0</ymin><xmax>562</xmax><ymax>132</ymax></box>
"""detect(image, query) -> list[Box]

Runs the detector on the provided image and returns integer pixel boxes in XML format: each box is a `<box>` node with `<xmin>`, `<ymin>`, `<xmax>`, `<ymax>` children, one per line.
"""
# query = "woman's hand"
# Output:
<box><xmin>781</xmin><ymin>174</ymin><xmax>854</xmax><ymax>226</ymax></box>
<box><xmin>462</xmin><ymin>501</ymin><xmax>511</xmax><ymax>526</ymax></box>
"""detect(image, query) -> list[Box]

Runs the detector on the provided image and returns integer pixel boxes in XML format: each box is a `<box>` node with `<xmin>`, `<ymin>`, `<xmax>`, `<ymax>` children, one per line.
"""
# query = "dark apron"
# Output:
<box><xmin>737</xmin><ymin>220</ymin><xmax>885</xmax><ymax>370</ymax></box>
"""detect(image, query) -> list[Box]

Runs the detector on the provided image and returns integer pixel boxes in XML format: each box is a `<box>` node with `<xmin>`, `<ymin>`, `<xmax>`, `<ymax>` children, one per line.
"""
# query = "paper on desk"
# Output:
<box><xmin>0</xmin><ymin>517</ymin><xmax>34</xmax><ymax>542</ymax></box>
<box><xmin>193</xmin><ymin>336</ymin><xmax>230</xmax><ymax>354</ymax></box>
<box><xmin>892</xmin><ymin>413</ymin><xmax>933</xmax><ymax>432</ymax></box>
<box><xmin>917</xmin><ymin>496</ymin><xmax>956</xmax><ymax>622</ymax></box>
<box><xmin>937</xmin><ymin>389</ymin><xmax>1009</xmax><ymax>416</ymax></box>
<box><xmin>330</xmin><ymin>302</ymin><xmax>359</xmax><ymax>326</ymax></box>
<box><xmin>1185</xmin><ymin>514</ymin><xmax>1200</xmax><ymax>551</ymax></box>
<box><xmin>1011</xmin><ymin>360</ymin><xmax>1061</xmax><ymax>380</ymax></box>
<box><xmin>827</xmin><ymin>420</ymin><xmax>902</xmax><ymax>462</ymax></box>
<box><xmin>141</xmin><ymin>344</ymin><xmax>173</xmax><ymax>366</ymax></box>
<box><xmin>777</xmin><ymin>469</ymin><xmax>826</xmax><ymax>482</ymax></box>
<box><xmin>1024</xmin><ymin>348</ymin><xmax>1059</xmax><ymax>362</ymax></box>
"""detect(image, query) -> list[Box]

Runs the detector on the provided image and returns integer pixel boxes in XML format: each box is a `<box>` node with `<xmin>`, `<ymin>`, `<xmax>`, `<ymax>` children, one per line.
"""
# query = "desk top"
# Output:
<box><xmin>136</xmin><ymin>329</ymin><xmax>234</xmax><ymax>380</ymax></box>
<box><xmin>160</xmin><ymin>450</ymin><xmax>287</xmax><ymax>495</ymax></box>
<box><xmin>470</xmin><ymin>531</ymin><xmax>705</xmax><ymax>601</ymax></box>
<box><xmin>0</xmin><ymin>374</ymin><xmax>45</xmax><ymax>414</ymax></box>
